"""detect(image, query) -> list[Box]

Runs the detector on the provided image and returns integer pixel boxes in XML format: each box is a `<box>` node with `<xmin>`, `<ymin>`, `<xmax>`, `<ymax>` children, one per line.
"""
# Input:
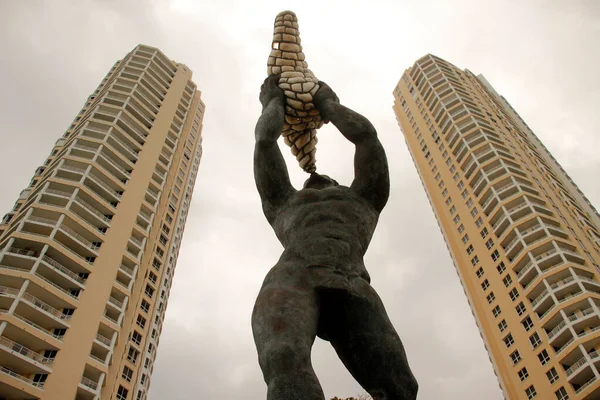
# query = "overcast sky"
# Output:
<box><xmin>1</xmin><ymin>1</ymin><xmax>599</xmax><ymax>399</ymax></box>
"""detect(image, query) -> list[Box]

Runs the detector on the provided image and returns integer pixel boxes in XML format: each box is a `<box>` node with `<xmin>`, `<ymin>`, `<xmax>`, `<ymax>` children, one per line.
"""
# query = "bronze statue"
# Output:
<box><xmin>251</xmin><ymin>75</ymin><xmax>418</xmax><ymax>400</ymax></box>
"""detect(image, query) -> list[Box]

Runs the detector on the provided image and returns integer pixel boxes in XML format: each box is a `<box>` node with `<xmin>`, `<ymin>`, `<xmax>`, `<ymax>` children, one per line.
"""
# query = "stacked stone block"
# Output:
<box><xmin>267</xmin><ymin>10</ymin><xmax>323</xmax><ymax>173</ymax></box>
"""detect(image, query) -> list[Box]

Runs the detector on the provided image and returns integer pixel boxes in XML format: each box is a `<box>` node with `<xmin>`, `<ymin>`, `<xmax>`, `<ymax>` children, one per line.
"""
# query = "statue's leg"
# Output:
<box><xmin>318</xmin><ymin>280</ymin><xmax>418</xmax><ymax>400</ymax></box>
<box><xmin>252</xmin><ymin>266</ymin><xmax>325</xmax><ymax>400</ymax></box>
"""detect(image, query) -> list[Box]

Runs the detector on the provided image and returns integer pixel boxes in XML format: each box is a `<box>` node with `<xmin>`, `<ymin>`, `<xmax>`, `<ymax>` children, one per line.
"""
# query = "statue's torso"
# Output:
<box><xmin>272</xmin><ymin>185</ymin><xmax>379</xmax><ymax>279</ymax></box>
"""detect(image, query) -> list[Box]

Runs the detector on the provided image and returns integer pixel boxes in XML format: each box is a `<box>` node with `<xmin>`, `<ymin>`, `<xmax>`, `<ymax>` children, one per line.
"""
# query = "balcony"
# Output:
<box><xmin>79</xmin><ymin>376</ymin><xmax>99</xmax><ymax>392</ymax></box>
<box><xmin>20</xmin><ymin>293</ymin><xmax>71</xmax><ymax>324</ymax></box>
<box><xmin>0</xmin><ymin>365</ymin><xmax>45</xmax><ymax>392</ymax></box>
<box><xmin>0</xmin><ymin>335</ymin><xmax>53</xmax><ymax>367</ymax></box>
<box><xmin>94</xmin><ymin>333</ymin><xmax>112</xmax><ymax>349</ymax></box>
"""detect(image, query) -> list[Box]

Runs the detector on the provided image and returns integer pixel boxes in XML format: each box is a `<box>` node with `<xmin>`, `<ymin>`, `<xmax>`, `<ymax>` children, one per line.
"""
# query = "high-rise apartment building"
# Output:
<box><xmin>394</xmin><ymin>55</ymin><xmax>600</xmax><ymax>399</ymax></box>
<box><xmin>0</xmin><ymin>44</ymin><xmax>204</xmax><ymax>400</ymax></box>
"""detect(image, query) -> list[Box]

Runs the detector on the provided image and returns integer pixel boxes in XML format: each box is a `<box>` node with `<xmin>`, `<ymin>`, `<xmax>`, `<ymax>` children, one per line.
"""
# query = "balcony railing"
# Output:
<box><xmin>80</xmin><ymin>376</ymin><xmax>98</xmax><ymax>391</ymax></box>
<box><xmin>547</xmin><ymin>319</ymin><xmax>568</xmax><ymax>340</ymax></box>
<box><xmin>119</xmin><ymin>264</ymin><xmax>134</xmax><ymax>276</ymax></box>
<box><xmin>44</xmin><ymin>188</ymin><xmax>73</xmax><ymax>199</ymax></box>
<box><xmin>108</xmin><ymin>296</ymin><xmax>123</xmax><ymax>308</ymax></box>
<box><xmin>88</xmin><ymin>172</ymin><xmax>122</xmax><ymax>198</ymax></box>
<box><xmin>556</xmin><ymin>335</ymin><xmax>576</xmax><ymax>354</ymax></box>
<box><xmin>531</xmin><ymin>289</ymin><xmax>550</xmax><ymax>308</ymax></box>
<box><xmin>61</xmin><ymin>164</ymin><xmax>88</xmax><ymax>175</ymax></box>
<box><xmin>535</xmin><ymin>248</ymin><xmax>558</xmax><ymax>262</ymax></box>
<box><xmin>58</xmin><ymin>223</ymin><xmax>96</xmax><ymax>249</ymax></box>
<box><xmin>520</xmin><ymin>224</ymin><xmax>542</xmax><ymax>237</ymax></box>
<box><xmin>0</xmin><ymin>286</ymin><xmax>19</xmax><ymax>297</ymax></box>
<box><xmin>565</xmin><ymin>355</ymin><xmax>589</xmax><ymax>377</ymax></box>
<box><xmin>89</xmin><ymin>353</ymin><xmax>105</xmax><ymax>364</ymax></box>
<box><xmin>0</xmin><ymin>365</ymin><xmax>44</xmax><ymax>389</ymax></box>
<box><xmin>0</xmin><ymin>336</ymin><xmax>53</xmax><ymax>364</ymax></box>
<box><xmin>12</xmin><ymin>313</ymin><xmax>63</xmax><ymax>340</ymax></box>
<box><xmin>104</xmin><ymin>312</ymin><xmax>119</xmax><ymax>325</ymax></box>
<box><xmin>7</xmin><ymin>247</ymin><xmax>38</xmax><ymax>258</ymax></box>
<box><xmin>42</xmin><ymin>255</ymin><xmax>85</xmax><ymax>284</ymax></box>
<box><xmin>33</xmin><ymin>270</ymin><xmax>80</xmax><ymax>300</ymax></box>
<box><xmin>22</xmin><ymin>293</ymin><xmax>71</xmax><ymax>321</ymax></box>
<box><xmin>576</xmin><ymin>376</ymin><xmax>598</xmax><ymax>395</ymax></box>
<box><xmin>74</xmin><ymin>197</ymin><xmax>111</xmax><ymax>223</ymax></box>
<box><xmin>130</xmin><ymin>236</ymin><xmax>143</xmax><ymax>247</ymax></box>
<box><xmin>95</xmin><ymin>333</ymin><xmax>112</xmax><ymax>347</ymax></box>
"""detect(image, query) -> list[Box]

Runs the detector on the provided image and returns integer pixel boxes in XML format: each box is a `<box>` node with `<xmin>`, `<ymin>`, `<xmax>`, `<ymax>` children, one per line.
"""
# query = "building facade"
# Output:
<box><xmin>0</xmin><ymin>44</ymin><xmax>204</xmax><ymax>400</ymax></box>
<box><xmin>394</xmin><ymin>55</ymin><xmax>600</xmax><ymax>399</ymax></box>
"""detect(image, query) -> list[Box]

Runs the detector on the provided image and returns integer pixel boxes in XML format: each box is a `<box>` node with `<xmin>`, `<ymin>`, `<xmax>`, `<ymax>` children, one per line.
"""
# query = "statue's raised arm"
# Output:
<box><xmin>314</xmin><ymin>82</ymin><xmax>390</xmax><ymax>213</ymax></box>
<box><xmin>254</xmin><ymin>75</ymin><xmax>297</xmax><ymax>225</ymax></box>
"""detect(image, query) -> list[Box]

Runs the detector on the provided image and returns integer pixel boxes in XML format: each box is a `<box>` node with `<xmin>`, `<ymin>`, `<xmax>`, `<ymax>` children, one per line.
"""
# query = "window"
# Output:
<box><xmin>432</xmin><ymin>166</ymin><xmax>438</xmax><ymax>173</ymax></box>
<box><xmin>481</xmin><ymin>279</ymin><xmax>490</xmax><ymax>290</ymax></box>
<box><xmin>152</xmin><ymin>258</ymin><xmax>162</xmax><ymax>270</ymax></box>
<box><xmin>449</xmin><ymin>165</ymin><xmax>456</xmax><ymax>173</ymax></box>
<box><xmin>141</xmin><ymin>373</ymin><xmax>147</xmax><ymax>385</ymax></box>
<box><xmin>462</xmin><ymin>234</ymin><xmax>470</xmax><ymax>244</ymax></box>
<box><xmin>442</xmin><ymin>150</ymin><xmax>448</xmax><ymax>158</ymax></box>
<box><xmin>136</xmin><ymin>315</ymin><xmax>146</xmax><ymax>329</ymax></box>
<box><xmin>467</xmin><ymin>245</ymin><xmax>474</xmax><ymax>255</ymax></box>
<box><xmin>518</xmin><ymin>367</ymin><xmax>529</xmax><ymax>382</ymax></box>
<box><xmin>466</xmin><ymin>198</ymin><xmax>473</xmax><ymax>208</ymax></box>
<box><xmin>117</xmin><ymin>385</ymin><xmax>129</xmax><ymax>400</ymax></box>
<box><xmin>498</xmin><ymin>320</ymin><xmax>507</xmax><ymax>332</ymax></box>
<box><xmin>435</xmin><ymin>173</ymin><xmax>441</xmax><ymax>181</ymax></box>
<box><xmin>546</xmin><ymin>367</ymin><xmax>559</xmax><ymax>384</ymax></box>
<box><xmin>481</xmin><ymin>228</ymin><xmax>489</xmax><ymax>238</ymax></box>
<box><xmin>141</xmin><ymin>299</ymin><xmax>150</xmax><ymax>313</ymax></box>
<box><xmin>529</xmin><ymin>332</ymin><xmax>542</xmax><ymax>348</ymax></box>
<box><xmin>453</xmin><ymin>215</ymin><xmax>460</xmax><ymax>224</ymax></box>
<box><xmin>471</xmin><ymin>255</ymin><xmax>479</xmax><ymax>266</ymax></box>
<box><xmin>445</xmin><ymin>197</ymin><xmax>452</xmax><ymax>205</ymax></box>
<box><xmin>538</xmin><ymin>349</ymin><xmax>550</xmax><ymax>365</ymax></box>
<box><xmin>493</xmin><ymin>305</ymin><xmax>502</xmax><ymax>317</ymax></box>
<box><xmin>127</xmin><ymin>346</ymin><xmax>140</xmax><ymax>364</ymax></box>
<box><xmin>159</xmin><ymin>235</ymin><xmax>168</xmax><ymax>245</ymax></box>
<box><xmin>122</xmin><ymin>366</ymin><xmax>133</xmax><ymax>382</ymax></box>
<box><xmin>555</xmin><ymin>387</ymin><xmax>568</xmax><ymax>400</ymax></box>
<box><xmin>132</xmin><ymin>331</ymin><xmax>143</xmax><ymax>345</ymax></box>
<box><xmin>457</xmin><ymin>224</ymin><xmax>465</xmax><ymax>233</ymax></box>
<box><xmin>485</xmin><ymin>238</ymin><xmax>494</xmax><ymax>249</ymax></box>
<box><xmin>525</xmin><ymin>385</ymin><xmax>536</xmax><ymax>399</ymax></box>
<box><xmin>491</xmin><ymin>249</ymin><xmax>501</xmax><ymax>261</ymax></box>
<box><xmin>156</xmin><ymin>247</ymin><xmax>164</xmax><ymax>257</ymax></box>
<box><xmin>439</xmin><ymin>180</ymin><xmax>445</xmax><ymax>189</ymax></box>
<box><xmin>503</xmin><ymin>333</ymin><xmax>514</xmax><ymax>348</ymax></box>
<box><xmin>515</xmin><ymin>301</ymin><xmax>526</xmax><ymax>316</ymax></box>
<box><xmin>497</xmin><ymin>262</ymin><xmax>506</xmax><ymax>274</ymax></box>
<box><xmin>475</xmin><ymin>217</ymin><xmax>483</xmax><ymax>227</ymax></box>
<box><xmin>54</xmin><ymin>328</ymin><xmax>66</xmax><ymax>338</ymax></box>
<box><xmin>144</xmin><ymin>284</ymin><xmax>154</xmax><ymax>298</ymax></box>
<box><xmin>449</xmin><ymin>205</ymin><xmax>456</xmax><ymax>214</ymax></box>
<box><xmin>486</xmin><ymin>292</ymin><xmax>495</xmax><ymax>303</ymax></box>
<box><xmin>503</xmin><ymin>275</ymin><xmax>513</xmax><ymax>287</ymax></box>
<box><xmin>453</xmin><ymin>172</ymin><xmax>460</xmax><ymax>181</ymax></box>
<box><xmin>509</xmin><ymin>288</ymin><xmax>519</xmax><ymax>301</ymax></box>
<box><xmin>446</xmin><ymin>157</ymin><xmax>452</xmax><ymax>166</ymax></box>
<box><xmin>148</xmin><ymin>272</ymin><xmax>157</xmax><ymax>284</ymax></box>
<box><xmin>44</xmin><ymin>350</ymin><xmax>57</xmax><ymax>359</ymax></box>
<box><xmin>522</xmin><ymin>316</ymin><xmax>534</xmax><ymax>331</ymax></box>
<box><xmin>476</xmin><ymin>267</ymin><xmax>484</xmax><ymax>278</ymax></box>
<box><xmin>510</xmin><ymin>349</ymin><xmax>521</xmax><ymax>365</ymax></box>
<box><xmin>470</xmin><ymin>208</ymin><xmax>478</xmax><ymax>218</ymax></box>
<box><xmin>442</xmin><ymin>188</ymin><xmax>448</xmax><ymax>197</ymax></box>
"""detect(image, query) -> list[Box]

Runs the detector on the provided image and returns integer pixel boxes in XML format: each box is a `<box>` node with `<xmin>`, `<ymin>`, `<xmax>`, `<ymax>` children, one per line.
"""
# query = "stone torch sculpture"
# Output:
<box><xmin>267</xmin><ymin>10</ymin><xmax>323</xmax><ymax>173</ymax></box>
<box><xmin>252</xmin><ymin>10</ymin><xmax>419</xmax><ymax>400</ymax></box>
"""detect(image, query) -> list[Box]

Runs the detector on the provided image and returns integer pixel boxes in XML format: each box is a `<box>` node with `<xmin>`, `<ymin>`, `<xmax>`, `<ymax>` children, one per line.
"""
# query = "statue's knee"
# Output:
<box><xmin>259</xmin><ymin>343</ymin><xmax>310</xmax><ymax>379</ymax></box>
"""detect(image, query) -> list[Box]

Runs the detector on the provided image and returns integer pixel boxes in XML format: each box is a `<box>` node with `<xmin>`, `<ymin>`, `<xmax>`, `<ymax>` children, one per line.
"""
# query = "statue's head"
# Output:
<box><xmin>303</xmin><ymin>173</ymin><xmax>339</xmax><ymax>190</ymax></box>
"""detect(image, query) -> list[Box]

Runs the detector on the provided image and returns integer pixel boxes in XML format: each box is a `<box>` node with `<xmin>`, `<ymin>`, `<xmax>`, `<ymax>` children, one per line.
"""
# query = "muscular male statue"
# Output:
<box><xmin>252</xmin><ymin>75</ymin><xmax>418</xmax><ymax>400</ymax></box>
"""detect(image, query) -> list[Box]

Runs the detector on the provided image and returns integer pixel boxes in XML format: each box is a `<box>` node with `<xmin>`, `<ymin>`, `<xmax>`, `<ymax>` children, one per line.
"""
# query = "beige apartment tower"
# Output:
<box><xmin>0</xmin><ymin>45</ymin><xmax>204</xmax><ymax>400</ymax></box>
<box><xmin>394</xmin><ymin>55</ymin><xmax>600</xmax><ymax>400</ymax></box>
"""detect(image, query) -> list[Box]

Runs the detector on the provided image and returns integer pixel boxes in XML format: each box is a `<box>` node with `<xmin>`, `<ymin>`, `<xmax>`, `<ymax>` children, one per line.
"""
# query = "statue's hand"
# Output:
<box><xmin>313</xmin><ymin>81</ymin><xmax>340</xmax><ymax>123</ymax></box>
<box><xmin>260</xmin><ymin>75</ymin><xmax>284</xmax><ymax>109</ymax></box>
